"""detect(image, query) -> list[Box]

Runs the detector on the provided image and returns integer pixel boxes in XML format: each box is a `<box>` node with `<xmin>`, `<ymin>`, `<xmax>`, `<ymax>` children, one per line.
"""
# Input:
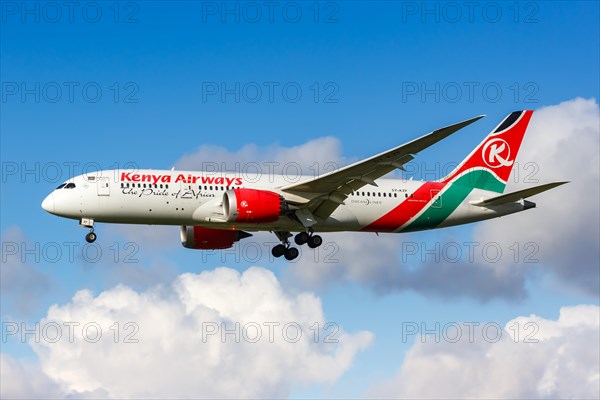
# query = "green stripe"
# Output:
<box><xmin>465</xmin><ymin>168</ymin><xmax>506</xmax><ymax>193</ymax></box>
<box><xmin>401</xmin><ymin>170</ymin><xmax>505</xmax><ymax>232</ymax></box>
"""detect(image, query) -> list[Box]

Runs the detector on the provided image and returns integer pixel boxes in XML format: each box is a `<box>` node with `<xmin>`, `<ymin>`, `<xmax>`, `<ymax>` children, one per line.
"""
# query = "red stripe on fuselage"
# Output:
<box><xmin>362</xmin><ymin>181</ymin><xmax>445</xmax><ymax>232</ymax></box>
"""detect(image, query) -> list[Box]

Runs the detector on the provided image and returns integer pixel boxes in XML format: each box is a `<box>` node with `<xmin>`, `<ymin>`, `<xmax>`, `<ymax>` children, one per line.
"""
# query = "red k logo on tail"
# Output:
<box><xmin>482</xmin><ymin>138</ymin><xmax>514</xmax><ymax>168</ymax></box>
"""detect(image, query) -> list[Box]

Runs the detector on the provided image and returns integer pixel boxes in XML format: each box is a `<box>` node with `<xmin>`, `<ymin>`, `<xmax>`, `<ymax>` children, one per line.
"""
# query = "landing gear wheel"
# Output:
<box><xmin>294</xmin><ymin>232</ymin><xmax>309</xmax><ymax>245</ymax></box>
<box><xmin>272</xmin><ymin>244</ymin><xmax>286</xmax><ymax>258</ymax></box>
<box><xmin>284</xmin><ymin>247</ymin><xmax>299</xmax><ymax>261</ymax></box>
<box><xmin>85</xmin><ymin>232</ymin><xmax>97</xmax><ymax>243</ymax></box>
<box><xmin>307</xmin><ymin>235</ymin><xmax>323</xmax><ymax>249</ymax></box>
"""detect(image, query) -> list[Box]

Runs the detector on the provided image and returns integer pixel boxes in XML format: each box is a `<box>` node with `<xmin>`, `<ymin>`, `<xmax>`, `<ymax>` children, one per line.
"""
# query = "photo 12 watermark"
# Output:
<box><xmin>1</xmin><ymin>1</ymin><xmax>140</xmax><ymax>24</ymax></box>
<box><xmin>199</xmin><ymin>240</ymin><xmax>340</xmax><ymax>264</ymax></box>
<box><xmin>1</xmin><ymin>81</ymin><xmax>140</xmax><ymax>104</ymax></box>
<box><xmin>201</xmin><ymin>321</ymin><xmax>340</xmax><ymax>344</ymax></box>
<box><xmin>2</xmin><ymin>321</ymin><xmax>140</xmax><ymax>344</ymax></box>
<box><xmin>199</xmin><ymin>1</ymin><xmax>340</xmax><ymax>24</ymax></box>
<box><xmin>400</xmin><ymin>2</ymin><xmax>540</xmax><ymax>24</ymax></box>
<box><xmin>401</xmin><ymin>320</ymin><xmax>540</xmax><ymax>344</ymax></box>
<box><xmin>1</xmin><ymin>162</ymin><xmax>140</xmax><ymax>184</ymax></box>
<box><xmin>177</xmin><ymin>161</ymin><xmax>342</xmax><ymax>183</ymax></box>
<box><xmin>201</xmin><ymin>81</ymin><xmax>340</xmax><ymax>104</ymax></box>
<box><xmin>400</xmin><ymin>241</ymin><xmax>540</xmax><ymax>264</ymax></box>
<box><xmin>1</xmin><ymin>241</ymin><xmax>140</xmax><ymax>264</ymax></box>
<box><xmin>400</xmin><ymin>81</ymin><xmax>539</xmax><ymax>104</ymax></box>
<box><xmin>399</xmin><ymin>161</ymin><xmax>540</xmax><ymax>184</ymax></box>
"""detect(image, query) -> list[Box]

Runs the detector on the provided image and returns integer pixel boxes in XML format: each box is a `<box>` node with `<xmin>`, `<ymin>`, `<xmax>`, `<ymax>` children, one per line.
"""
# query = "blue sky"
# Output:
<box><xmin>1</xmin><ymin>1</ymin><xmax>599</xmax><ymax>398</ymax></box>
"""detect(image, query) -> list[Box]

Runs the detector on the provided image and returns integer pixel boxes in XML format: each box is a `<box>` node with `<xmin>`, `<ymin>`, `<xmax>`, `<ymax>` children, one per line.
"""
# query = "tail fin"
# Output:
<box><xmin>441</xmin><ymin>110</ymin><xmax>534</xmax><ymax>193</ymax></box>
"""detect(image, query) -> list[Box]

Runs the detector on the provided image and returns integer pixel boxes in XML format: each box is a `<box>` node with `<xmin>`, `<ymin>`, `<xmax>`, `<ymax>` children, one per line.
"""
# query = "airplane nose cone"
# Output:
<box><xmin>41</xmin><ymin>193</ymin><xmax>55</xmax><ymax>213</ymax></box>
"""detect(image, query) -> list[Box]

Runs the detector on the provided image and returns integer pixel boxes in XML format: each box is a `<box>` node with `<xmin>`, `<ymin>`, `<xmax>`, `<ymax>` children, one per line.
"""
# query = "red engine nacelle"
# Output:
<box><xmin>180</xmin><ymin>226</ymin><xmax>251</xmax><ymax>250</ymax></box>
<box><xmin>223</xmin><ymin>188</ymin><xmax>287</xmax><ymax>223</ymax></box>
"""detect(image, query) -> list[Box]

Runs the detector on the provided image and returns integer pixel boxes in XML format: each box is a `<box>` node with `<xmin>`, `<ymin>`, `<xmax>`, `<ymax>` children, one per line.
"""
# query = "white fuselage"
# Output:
<box><xmin>42</xmin><ymin>169</ymin><xmax>527</xmax><ymax>234</ymax></box>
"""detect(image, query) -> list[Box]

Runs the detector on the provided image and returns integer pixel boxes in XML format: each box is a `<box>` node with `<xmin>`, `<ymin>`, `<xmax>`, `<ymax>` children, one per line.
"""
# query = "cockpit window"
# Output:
<box><xmin>65</xmin><ymin>182</ymin><xmax>76</xmax><ymax>189</ymax></box>
<box><xmin>55</xmin><ymin>183</ymin><xmax>66</xmax><ymax>189</ymax></box>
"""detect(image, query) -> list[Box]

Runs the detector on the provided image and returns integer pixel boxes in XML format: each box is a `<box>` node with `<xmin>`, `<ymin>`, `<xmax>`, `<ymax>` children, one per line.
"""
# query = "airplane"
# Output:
<box><xmin>41</xmin><ymin>110</ymin><xmax>567</xmax><ymax>261</ymax></box>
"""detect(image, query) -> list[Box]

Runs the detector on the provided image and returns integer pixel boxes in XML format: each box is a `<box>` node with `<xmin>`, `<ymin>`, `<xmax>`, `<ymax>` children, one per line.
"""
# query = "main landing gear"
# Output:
<box><xmin>81</xmin><ymin>218</ymin><xmax>97</xmax><ymax>243</ymax></box>
<box><xmin>271</xmin><ymin>231</ymin><xmax>323</xmax><ymax>261</ymax></box>
<box><xmin>294</xmin><ymin>231</ymin><xmax>323</xmax><ymax>248</ymax></box>
<box><xmin>271</xmin><ymin>243</ymin><xmax>299</xmax><ymax>261</ymax></box>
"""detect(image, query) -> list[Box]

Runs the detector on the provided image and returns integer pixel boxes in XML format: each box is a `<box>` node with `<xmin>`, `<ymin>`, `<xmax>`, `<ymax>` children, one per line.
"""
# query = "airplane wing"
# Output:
<box><xmin>281</xmin><ymin>115</ymin><xmax>485</xmax><ymax>220</ymax></box>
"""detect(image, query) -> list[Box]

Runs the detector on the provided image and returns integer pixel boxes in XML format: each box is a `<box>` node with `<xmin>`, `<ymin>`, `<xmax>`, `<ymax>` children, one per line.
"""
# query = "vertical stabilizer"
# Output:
<box><xmin>441</xmin><ymin>110</ymin><xmax>534</xmax><ymax>193</ymax></box>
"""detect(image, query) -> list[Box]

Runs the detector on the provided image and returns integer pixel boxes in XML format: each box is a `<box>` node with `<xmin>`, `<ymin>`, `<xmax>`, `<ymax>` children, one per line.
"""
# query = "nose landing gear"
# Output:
<box><xmin>85</xmin><ymin>231</ymin><xmax>97</xmax><ymax>243</ymax></box>
<box><xmin>80</xmin><ymin>218</ymin><xmax>96</xmax><ymax>243</ymax></box>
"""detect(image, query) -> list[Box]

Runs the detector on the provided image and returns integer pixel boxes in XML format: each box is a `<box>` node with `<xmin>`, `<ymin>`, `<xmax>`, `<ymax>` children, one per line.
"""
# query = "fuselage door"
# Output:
<box><xmin>98</xmin><ymin>177</ymin><xmax>110</xmax><ymax>196</ymax></box>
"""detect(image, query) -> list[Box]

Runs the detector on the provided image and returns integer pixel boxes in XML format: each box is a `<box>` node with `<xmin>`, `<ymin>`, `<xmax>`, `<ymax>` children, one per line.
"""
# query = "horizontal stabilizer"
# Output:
<box><xmin>470</xmin><ymin>181</ymin><xmax>568</xmax><ymax>206</ymax></box>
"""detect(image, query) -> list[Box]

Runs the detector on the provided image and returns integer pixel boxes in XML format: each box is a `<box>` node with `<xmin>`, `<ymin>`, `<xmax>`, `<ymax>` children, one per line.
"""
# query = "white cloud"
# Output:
<box><xmin>0</xmin><ymin>354</ymin><xmax>65</xmax><ymax>399</ymax></box>
<box><xmin>175</xmin><ymin>136</ymin><xmax>346</xmax><ymax>177</ymax></box>
<box><xmin>285</xmin><ymin>231</ymin><xmax>403</xmax><ymax>292</ymax></box>
<box><xmin>0</xmin><ymin>226</ymin><xmax>53</xmax><ymax>315</ymax></box>
<box><xmin>286</xmin><ymin>230</ymin><xmax>530</xmax><ymax>301</ymax></box>
<box><xmin>369</xmin><ymin>304</ymin><xmax>600</xmax><ymax>399</ymax></box>
<box><xmin>2</xmin><ymin>267</ymin><xmax>372</xmax><ymax>399</ymax></box>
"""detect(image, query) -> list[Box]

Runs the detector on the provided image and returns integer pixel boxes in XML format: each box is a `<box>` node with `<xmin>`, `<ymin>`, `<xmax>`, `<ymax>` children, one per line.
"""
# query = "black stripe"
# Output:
<box><xmin>494</xmin><ymin>111</ymin><xmax>523</xmax><ymax>133</ymax></box>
